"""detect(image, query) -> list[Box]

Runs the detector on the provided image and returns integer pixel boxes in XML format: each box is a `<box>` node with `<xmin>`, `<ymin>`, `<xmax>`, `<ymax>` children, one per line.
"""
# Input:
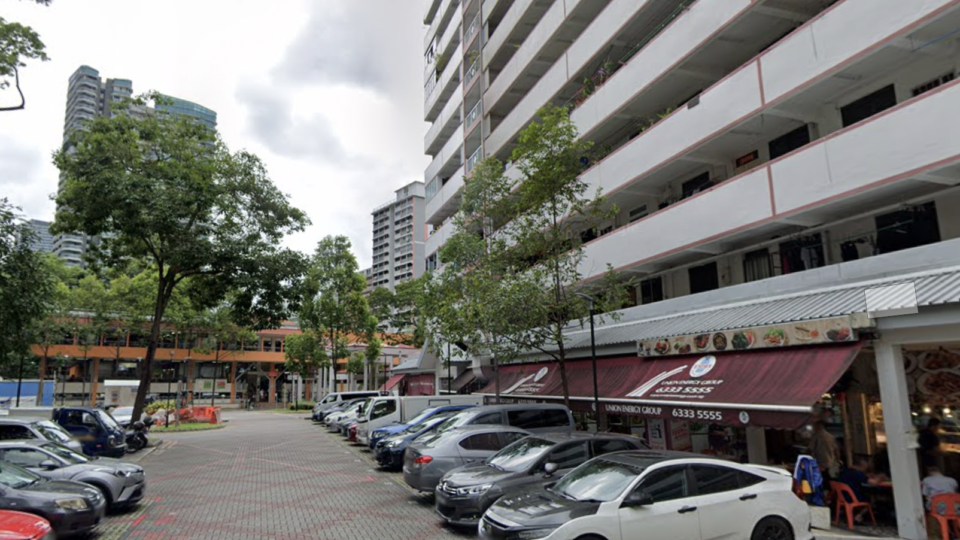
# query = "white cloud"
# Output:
<box><xmin>0</xmin><ymin>0</ymin><xmax>431</xmax><ymax>268</ymax></box>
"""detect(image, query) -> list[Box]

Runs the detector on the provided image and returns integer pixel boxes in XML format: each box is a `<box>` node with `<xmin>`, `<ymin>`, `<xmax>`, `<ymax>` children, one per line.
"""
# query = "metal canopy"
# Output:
<box><xmin>563</xmin><ymin>265</ymin><xmax>960</xmax><ymax>349</ymax></box>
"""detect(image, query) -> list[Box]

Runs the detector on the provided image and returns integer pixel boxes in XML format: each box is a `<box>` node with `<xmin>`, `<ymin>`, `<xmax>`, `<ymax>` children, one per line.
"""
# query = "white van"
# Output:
<box><xmin>312</xmin><ymin>391</ymin><xmax>386</xmax><ymax>420</ymax></box>
<box><xmin>356</xmin><ymin>395</ymin><xmax>482</xmax><ymax>446</ymax></box>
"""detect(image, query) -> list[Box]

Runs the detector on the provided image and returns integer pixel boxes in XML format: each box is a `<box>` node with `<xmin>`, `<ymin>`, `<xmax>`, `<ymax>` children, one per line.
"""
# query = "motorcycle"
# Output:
<box><xmin>125</xmin><ymin>418</ymin><xmax>152</xmax><ymax>453</ymax></box>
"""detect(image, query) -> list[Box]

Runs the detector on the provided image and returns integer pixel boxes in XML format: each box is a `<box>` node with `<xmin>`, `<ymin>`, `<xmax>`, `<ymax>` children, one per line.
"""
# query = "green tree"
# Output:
<box><xmin>298</xmin><ymin>236</ymin><xmax>377</xmax><ymax>395</ymax></box>
<box><xmin>368</xmin><ymin>280</ymin><xmax>426</xmax><ymax>348</ymax></box>
<box><xmin>0</xmin><ymin>0</ymin><xmax>51</xmax><ymax>111</ymax></box>
<box><xmin>53</xmin><ymin>93</ymin><xmax>310</xmax><ymax>420</ymax></box>
<box><xmin>435</xmin><ymin>106</ymin><xmax>628</xmax><ymax>406</ymax></box>
<box><xmin>0</xmin><ymin>200</ymin><xmax>55</xmax><ymax>393</ymax></box>
<box><xmin>364</xmin><ymin>335</ymin><xmax>382</xmax><ymax>390</ymax></box>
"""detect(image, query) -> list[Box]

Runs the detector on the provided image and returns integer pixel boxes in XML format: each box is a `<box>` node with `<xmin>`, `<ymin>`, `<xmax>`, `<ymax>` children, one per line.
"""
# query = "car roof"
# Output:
<box><xmin>0</xmin><ymin>440</ymin><xmax>49</xmax><ymax>449</ymax></box>
<box><xmin>598</xmin><ymin>450</ymin><xmax>720</xmax><ymax>468</ymax></box>
<box><xmin>524</xmin><ymin>432</ymin><xmax>638</xmax><ymax>444</ymax></box>
<box><xmin>0</xmin><ymin>417</ymin><xmax>42</xmax><ymax>425</ymax></box>
<box><xmin>445</xmin><ymin>424</ymin><xmax>529</xmax><ymax>435</ymax></box>
<box><xmin>462</xmin><ymin>403</ymin><xmax>569</xmax><ymax>413</ymax></box>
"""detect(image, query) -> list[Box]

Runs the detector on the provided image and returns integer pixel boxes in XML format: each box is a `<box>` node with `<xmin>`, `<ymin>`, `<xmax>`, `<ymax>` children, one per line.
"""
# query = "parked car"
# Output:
<box><xmin>404</xmin><ymin>425</ymin><xmax>530</xmax><ymax>493</ymax></box>
<box><xmin>436</xmin><ymin>432</ymin><xmax>645</xmax><ymax>527</ymax></box>
<box><xmin>0</xmin><ymin>441</ymin><xmax>146</xmax><ymax>510</ymax></box>
<box><xmin>0</xmin><ymin>460</ymin><xmax>106</xmax><ymax>538</ymax></box>
<box><xmin>0</xmin><ymin>418</ymin><xmax>84</xmax><ymax>455</ymax></box>
<box><xmin>375</xmin><ymin>415</ymin><xmax>451</xmax><ymax>470</ymax></box>
<box><xmin>478</xmin><ymin>451</ymin><xmax>812</xmax><ymax>540</ymax></box>
<box><xmin>312</xmin><ymin>398</ymin><xmax>359</xmax><ymax>423</ymax></box>
<box><xmin>357</xmin><ymin>396</ymin><xmax>482</xmax><ymax>447</ymax></box>
<box><xmin>312</xmin><ymin>391</ymin><xmax>385</xmax><ymax>418</ymax></box>
<box><xmin>4</xmin><ymin>407</ymin><xmax>126</xmax><ymax>458</ymax></box>
<box><xmin>0</xmin><ymin>510</ymin><xmax>53</xmax><ymax>540</ymax></box>
<box><xmin>326</xmin><ymin>400</ymin><xmax>369</xmax><ymax>433</ymax></box>
<box><xmin>367</xmin><ymin>405</ymin><xmax>477</xmax><ymax>449</ymax></box>
<box><xmin>433</xmin><ymin>404</ymin><xmax>575</xmax><ymax>436</ymax></box>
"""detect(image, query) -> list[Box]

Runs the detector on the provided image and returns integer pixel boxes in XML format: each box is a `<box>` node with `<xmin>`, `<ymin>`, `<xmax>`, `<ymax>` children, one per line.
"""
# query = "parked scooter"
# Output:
<box><xmin>125</xmin><ymin>418</ymin><xmax>152</xmax><ymax>453</ymax></box>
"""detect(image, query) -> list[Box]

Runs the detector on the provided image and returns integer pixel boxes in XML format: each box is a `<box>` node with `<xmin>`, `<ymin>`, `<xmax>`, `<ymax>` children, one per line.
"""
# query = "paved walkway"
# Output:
<box><xmin>104</xmin><ymin>411</ymin><xmax>467</xmax><ymax>540</ymax></box>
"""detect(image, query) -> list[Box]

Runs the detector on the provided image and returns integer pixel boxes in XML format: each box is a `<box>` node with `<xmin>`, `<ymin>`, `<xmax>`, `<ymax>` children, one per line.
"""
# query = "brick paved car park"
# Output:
<box><xmin>98</xmin><ymin>410</ymin><xmax>467</xmax><ymax>540</ymax></box>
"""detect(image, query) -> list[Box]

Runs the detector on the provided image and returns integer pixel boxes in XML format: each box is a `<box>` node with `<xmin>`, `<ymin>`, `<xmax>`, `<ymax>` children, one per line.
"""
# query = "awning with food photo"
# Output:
<box><xmin>477</xmin><ymin>342</ymin><xmax>862</xmax><ymax>429</ymax></box>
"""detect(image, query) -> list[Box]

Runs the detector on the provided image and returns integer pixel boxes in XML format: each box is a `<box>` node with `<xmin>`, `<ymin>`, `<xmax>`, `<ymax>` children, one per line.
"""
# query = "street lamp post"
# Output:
<box><xmin>60</xmin><ymin>355</ymin><xmax>69</xmax><ymax>407</ymax></box>
<box><xmin>447</xmin><ymin>342</ymin><xmax>452</xmax><ymax>394</ymax></box>
<box><xmin>576</xmin><ymin>293</ymin><xmax>601</xmax><ymax>433</ymax></box>
<box><xmin>211</xmin><ymin>361</ymin><xmax>217</xmax><ymax>408</ymax></box>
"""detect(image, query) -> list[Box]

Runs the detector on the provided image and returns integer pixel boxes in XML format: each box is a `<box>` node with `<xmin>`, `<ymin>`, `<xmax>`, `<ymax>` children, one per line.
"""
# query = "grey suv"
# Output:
<box><xmin>0</xmin><ymin>440</ymin><xmax>146</xmax><ymax>509</ymax></box>
<box><xmin>435</xmin><ymin>432</ymin><xmax>644</xmax><ymax>526</ymax></box>
<box><xmin>432</xmin><ymin>404</ymin><xmax>575</xmax><ymax>436</ymax></box>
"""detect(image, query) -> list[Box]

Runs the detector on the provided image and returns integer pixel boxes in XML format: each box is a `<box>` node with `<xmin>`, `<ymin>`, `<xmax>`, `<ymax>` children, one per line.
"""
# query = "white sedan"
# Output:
<box><xmin>479</xmin><ymin>451</ymin><xmax>811</xmax><ymax>540</ymax></box>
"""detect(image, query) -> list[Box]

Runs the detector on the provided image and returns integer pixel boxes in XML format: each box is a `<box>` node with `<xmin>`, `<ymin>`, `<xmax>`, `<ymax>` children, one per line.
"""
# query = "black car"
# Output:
<box><xmin>0</xmin><ymin>460</ymin><xmax>106</xmax><ymax>537</ymax></box>
<box><xmin>374</xmin><ymin>415</ymin><xmax>450</xmax><ymax>470</ymax></box>
<box><xmin>436</xmin><ymin>432</ymin><xmax>644</xmax><ymax>526</ymax></box>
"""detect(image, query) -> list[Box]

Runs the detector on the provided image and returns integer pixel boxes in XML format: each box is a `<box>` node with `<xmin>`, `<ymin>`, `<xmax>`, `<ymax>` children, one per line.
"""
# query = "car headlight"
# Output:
<box><xmin>508</xmin><ymin>527</ymin><xmax>558</xmax><ymax>540</ymax></box>
<box><xmin>93</xmin><ymin>467</ymin><xmax>129</xmax><ymax>477</ymax></box>
<box><xmin>457</xmin><ymin>483</ymin><xmax>493</xmax><ymax>496</ymax></box>
<box><xmin>55</xmin><ymin>498</ymin><xmax>89</xmax><ymax>510</ymax></box>
<box><xmin>385</xmin><ymin>440</ymin><xmax>400</xmax><ymax>448</ymax></box>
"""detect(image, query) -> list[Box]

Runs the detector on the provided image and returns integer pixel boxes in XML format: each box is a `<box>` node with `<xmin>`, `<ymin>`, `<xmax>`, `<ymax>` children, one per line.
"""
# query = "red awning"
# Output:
<box><xmin>382</xmin><ymin>374</ymin><xmax>406</xmax><ymax>392</ymax></box>
<box><xmin>477</xmin><ymin>343</ymin><xmax>861</xmax><ymax>429</ymax></box>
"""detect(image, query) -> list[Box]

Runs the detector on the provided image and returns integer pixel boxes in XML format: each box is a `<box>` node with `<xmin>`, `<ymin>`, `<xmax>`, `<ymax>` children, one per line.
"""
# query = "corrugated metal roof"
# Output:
<box><xmin>562</xmin><ymin>266</ymin><xmax>960</xmax><ymax>348</ymax></box>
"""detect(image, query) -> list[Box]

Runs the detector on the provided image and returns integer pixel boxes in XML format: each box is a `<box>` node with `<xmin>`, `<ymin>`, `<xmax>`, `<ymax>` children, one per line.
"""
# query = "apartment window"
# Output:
<box><xmin>912</xmin><ymin>73</ymin><xmax>955</xmax><ymax>97</ymax></box>
<box><xmin>628</xmin><ymin>205</ymin><xmax>648</xmax><ymax>223</ymax></box>
<box><xmin>688</xmin><ymin>262</ymin><xmax>719</xmax><ymax>294</ymax></box>
<box><xmin>681</xmin><ymin>172</ymin><xmax>712</xmax><ymax>199</ymax></box>
<box><xmin>640</xmin><ymin>277</ymin><xmax>664</xmax><ymax>305</ymax></box>
<box><xmin>743</xmin><ymin>249</ymin><xmax>774</xmax><ymax>283</ymax></box>
<box><xmin>768</xmin><ymin>125</ymin><xmax>811</xmax><ymax>160</ymax></box>
<box><xmin>875</xmin><ymin>202</ymin><xmax>940</xmax><ymax>255</ymax></box>
<box><xmin>779</xmin><ymin>234</ymin><xmax>825</xmax><ymax>275</ymax></box>
<box><xmin>841</xmin><ymin>85</ymin><xmax>896</xmax><ymax>128</ymax></box>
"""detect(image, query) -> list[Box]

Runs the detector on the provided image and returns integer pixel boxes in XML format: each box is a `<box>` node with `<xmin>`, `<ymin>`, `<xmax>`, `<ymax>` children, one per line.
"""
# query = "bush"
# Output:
<box><xmin>288</xmin><ymin>401</ymin><xmax>316</xmax><ymax>411</ymax></box>
<box><xmin>145</xmin><ymin>400</ymin><xmax>176</xmax><ymax>415</ymax></box>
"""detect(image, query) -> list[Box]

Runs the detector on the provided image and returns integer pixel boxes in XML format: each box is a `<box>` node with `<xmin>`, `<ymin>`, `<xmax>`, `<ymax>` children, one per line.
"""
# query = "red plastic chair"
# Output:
<box><xmin>830</xmin><ymin>481</ymin><xmax>876</xmax><ymax>529</ymax></box>
<box><xmin>928</xmin><ymin>493</ymin><xmax>960</xmax><ymax>540</ymax></box>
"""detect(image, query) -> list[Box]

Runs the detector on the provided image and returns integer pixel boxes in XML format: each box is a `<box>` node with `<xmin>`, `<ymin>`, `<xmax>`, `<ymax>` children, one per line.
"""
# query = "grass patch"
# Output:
<box><xmin>152</xmin><ymin>423</ymin><xmax>226</xmax><ymax>433</ymax></box>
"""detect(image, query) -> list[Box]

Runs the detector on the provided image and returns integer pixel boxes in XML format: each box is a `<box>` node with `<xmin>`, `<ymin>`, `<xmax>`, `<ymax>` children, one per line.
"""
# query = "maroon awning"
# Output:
<box><xmin>477</xmin><ymin>343</ymin><xmax>861</xmax><ymax>429</ymax></box>
<box><xmin>382</xmin><ymin>374</ymin><xmax>406</xmax><ymax>392</ymax></box>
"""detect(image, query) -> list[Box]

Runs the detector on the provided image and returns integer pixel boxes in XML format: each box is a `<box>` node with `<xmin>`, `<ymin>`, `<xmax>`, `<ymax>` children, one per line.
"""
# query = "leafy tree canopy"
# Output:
<box><xmin>0</xmin><ymin>0</ymin><xmax>51</xmax><ymax>111</ymax></box>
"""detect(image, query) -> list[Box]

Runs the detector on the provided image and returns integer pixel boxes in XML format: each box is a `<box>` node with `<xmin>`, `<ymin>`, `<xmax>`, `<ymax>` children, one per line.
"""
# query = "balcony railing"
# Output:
<box><xmin>464</xmin><ymin>14</ymin><xmax>480</xmax><ymax>44</ymax></box>
<box><xmin>465</xmin><ymin>100</ymin><xmax>481</xmax><ymax>129</ymax></box>
<box><xmin>466</xmin><ymin>147</ymin><xmax>482</xmax><ymax>173</ymax></box>
<box><xmin>426</xmin><ymin>176</ymin><xmax>442</xmax><ymax>202</ymax></box>
<box><xmin>464</xmin><ymin>59</ymin><xmax>480</xmax><ymax>88</ymax></box>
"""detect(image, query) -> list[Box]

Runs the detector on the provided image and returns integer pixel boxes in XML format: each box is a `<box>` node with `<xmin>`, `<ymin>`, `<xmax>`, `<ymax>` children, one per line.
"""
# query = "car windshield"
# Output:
<box><xmin>96</xmin><ymin>410</ymin><xmax>121</xmax><ymax>430</ymax></box>
<box><xmin>0</xmin><ymin>462</ymin><xmax>40</xmax><ymax>489</ymax></box>
<box><xmin>404</xmin><ymin>415</ymin><xmax>448</xmax><ymax>435</ymax></box>
<box><xmin>33</xmin><ymin>421</ymin><xmax>72</xmax><ymax>443</ymax></box>
<box><xmin>434</xmin><ymin>412</ymin><xmax>474</xmax><ymax>434</ymax></box>
<box><xmin>553</xmin><ymin>459</ymin><xmax>644</xmax><ymax>503</ymax></box>
<box><xmin>486</xmin><ymin>437</ymin><xmax>552</xmax><ymax>472</ymax></box>
<box><xmin>405</xmin><ymin>408</ymin><xmax>437</xmax><ymax>426</ymax></box>
<box><xmin>40</xmin><ymin>442</ymin><xmax>89</xmax><ymax>464</ymax></box>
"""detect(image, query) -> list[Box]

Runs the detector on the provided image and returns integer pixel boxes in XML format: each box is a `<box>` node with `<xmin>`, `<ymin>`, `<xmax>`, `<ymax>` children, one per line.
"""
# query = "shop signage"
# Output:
<box><xmin>637</xmin><ymin>316</ymin><xmax>857</xmax><ymax>357</ymax></box>
<box><xmin>647</xmin><ymin>419</ymin><xmax>667</xmax><ymax>450</ymax></box>
<box><xmin>501</xmin><ymin>367</ymin><xmax>550</xmax><ymax>395</ymax></box>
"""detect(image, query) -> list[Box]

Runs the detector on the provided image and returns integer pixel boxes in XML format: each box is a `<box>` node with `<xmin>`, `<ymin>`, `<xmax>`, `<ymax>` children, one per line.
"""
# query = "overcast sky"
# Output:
<box><xmin>0</xmin><ymin>0</ymin><xmax>431</xmax><ymax>269</ymax></box>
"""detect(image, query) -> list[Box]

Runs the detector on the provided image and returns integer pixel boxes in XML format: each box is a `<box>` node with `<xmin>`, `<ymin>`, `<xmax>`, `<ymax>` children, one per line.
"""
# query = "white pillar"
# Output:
<box><xmin>875</xmin><ymin>340</ymin><xmax>926</xmax><ymax>540</ymax></box>
<box><xmin>746</xmin><ymin>426</ymin><xmax>768</xmax><ymax>464</ymax></box>
<box><xmin>328</xmin><ymin>364</ymin><xmax>335</xmax><ymax>394</ymax></box>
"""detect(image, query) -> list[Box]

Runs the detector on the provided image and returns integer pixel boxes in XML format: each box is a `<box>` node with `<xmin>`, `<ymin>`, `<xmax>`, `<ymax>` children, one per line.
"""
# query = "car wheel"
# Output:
<box><xmin>575</xmin><ymin>535</ymin><xmax>607</xmax><ymax>540</ymax></box>
<box><xmin>751</xmin><ymin>517</ymin><xmax>793</xmax><ymax>540</ymax></box>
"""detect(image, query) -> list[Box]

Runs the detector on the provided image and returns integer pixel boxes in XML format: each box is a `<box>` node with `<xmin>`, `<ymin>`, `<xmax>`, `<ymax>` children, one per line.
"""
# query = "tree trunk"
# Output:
<box><xmin>556</xmin><ymin>336</ymin><xmax>571</xmax><ymax>410</ymax></box>
<box><xmin>131</xmin><ymin>274</ymin><xmax>173</xmax><ymax>422</ymax></box>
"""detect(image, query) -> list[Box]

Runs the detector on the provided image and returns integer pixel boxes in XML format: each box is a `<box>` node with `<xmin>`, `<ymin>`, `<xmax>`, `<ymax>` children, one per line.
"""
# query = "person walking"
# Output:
<box><xmin>810</xmin><ymin>419</ymin><xmax>841</xmax><ymax>486</ymax></box>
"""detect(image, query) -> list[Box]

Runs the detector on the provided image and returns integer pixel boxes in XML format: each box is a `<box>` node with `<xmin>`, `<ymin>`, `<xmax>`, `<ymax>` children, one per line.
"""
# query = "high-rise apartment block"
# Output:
<box><xmin>22</xmin><ymin>219</ymin><xmax>54</xmax><ymax>254</ymax></box>
<box><xmin>53</xmin><ymin>66</ymin><xmax>217</xmax><ymax>266</ymax></box>
<box><xmin>370</xmin><ymin>181</ymin><xmax>426</xmax><ymax>291</ymax></box>
<box><xmin>422</xmin><ymin>3</ymin><xmax>960</xmax><ymax>537</ymax></box>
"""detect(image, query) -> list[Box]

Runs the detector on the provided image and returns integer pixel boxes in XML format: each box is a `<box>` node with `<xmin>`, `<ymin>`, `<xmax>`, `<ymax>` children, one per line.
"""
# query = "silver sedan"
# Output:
<box><xmin>403</xmin><ymin>425</ymin><xmax>530</xmax><ymax>493</ymax></box>
<box><xmin>0</xmin><ymin>440</ymin><xmax>146</xmax><ymax>510</ymax></box>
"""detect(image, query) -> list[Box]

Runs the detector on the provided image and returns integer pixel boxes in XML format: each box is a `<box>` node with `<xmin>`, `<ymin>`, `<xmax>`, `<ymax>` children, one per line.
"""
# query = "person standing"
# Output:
<box><xmin>810</xmin><ymin>420</ymin><xmax>841</xmax><ymax>486</ymax></box>
<box><xmin>919</xmin><ymin>417</ymin><xmax>943</xmax><ymax>473</ymax></box>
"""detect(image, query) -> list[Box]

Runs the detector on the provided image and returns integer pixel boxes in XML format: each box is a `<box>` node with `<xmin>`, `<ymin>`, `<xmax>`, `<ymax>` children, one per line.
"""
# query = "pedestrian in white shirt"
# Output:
<box><xmin>922</xmin><ymin>467</ymin><xmax>958</xmax><ymax>510</ymax></box>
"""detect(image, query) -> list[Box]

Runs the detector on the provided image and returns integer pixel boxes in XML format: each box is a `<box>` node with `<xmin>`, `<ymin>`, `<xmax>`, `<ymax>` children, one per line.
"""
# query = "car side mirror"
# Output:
<box><xmin>621</xmin><ymin>491</ymin><xmax>654</xmax><ymax>508</ymax></box>
<box><xmin>39</xmin><ymin>460</ymin><xmax>59</xmax><ymax>470</ymax></box>
<box><xmin>543</xmin><ymin>462</ymin><xmax>559</xmax><ymax>477</ymax></box>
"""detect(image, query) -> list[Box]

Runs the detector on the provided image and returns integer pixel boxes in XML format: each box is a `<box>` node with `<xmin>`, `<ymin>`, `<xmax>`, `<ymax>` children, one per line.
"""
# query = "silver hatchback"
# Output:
<box><xmin>403</xmin><ymin>425</ymin><xmax>529</xmax><ymax>493</ymax></box>
<box><xmin>0</xmin><ymin>440</ymin><xmax>146</xmax><ymax>510</ymax></box>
